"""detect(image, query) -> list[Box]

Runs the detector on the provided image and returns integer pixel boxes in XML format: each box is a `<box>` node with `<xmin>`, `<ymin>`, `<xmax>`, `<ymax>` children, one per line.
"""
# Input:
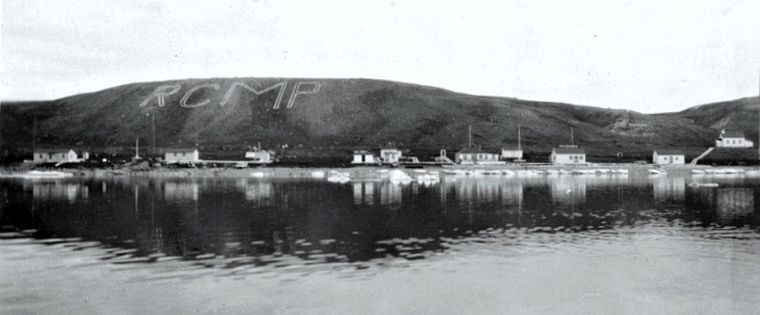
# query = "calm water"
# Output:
<box><xmin>1</xmin><ymin>172</ymin><xmax>759</xmax><ymax>314</ymax></box>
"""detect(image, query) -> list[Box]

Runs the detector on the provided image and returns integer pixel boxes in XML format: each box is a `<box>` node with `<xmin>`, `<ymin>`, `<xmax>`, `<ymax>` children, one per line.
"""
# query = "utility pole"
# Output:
<box><xmin>135</xmin><ymin>137</ymin><xmax>140</xmax><ymax>160</ymax></box>
<box><xmin>570</xmin><ymin>127</ymin><xmax>574</xmax><ymax>145</ymax></box>
<box><xmin>468</xmin><ymin>124</ymin><xmax>472</xmax><ymax>148</ymax></box>
<box><xmin>151</xmin><ymin>113</ymin><xmax>156</xmax><ymax>155</ymax></box>
<box><xmin>517</xmin><ymin>125</ymin><xmax>522</xmax><ymax>151</ymax></box>
<box><xmin>32</xmin><ymin>115</ymin><xmax>37</xmax><ymax>152</ymax></box>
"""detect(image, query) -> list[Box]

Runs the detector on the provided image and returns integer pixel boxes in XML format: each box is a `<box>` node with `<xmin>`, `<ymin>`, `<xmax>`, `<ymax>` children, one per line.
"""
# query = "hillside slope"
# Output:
<box><xmin>666</xmin><ymin>97</ymin><xmax>760</xmax><ymax>138</ymax></box>
<box><xmin>0</xmin><ymin>78</ymin><xmax>755</xmax><ymax>161</ymax></box>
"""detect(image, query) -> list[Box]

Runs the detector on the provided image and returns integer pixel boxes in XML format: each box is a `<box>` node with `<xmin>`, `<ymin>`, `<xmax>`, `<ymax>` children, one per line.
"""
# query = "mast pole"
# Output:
<box><xmin>151</xmin><ymin>113</ymin><xmax>156</xmax><ymax>155</ymax></box>
<box><xmin>32</xmin><ymin>115</ymin><xmax>37</xmax><ymax>152</ymax></box>
<box><xmin>518</xmin><ymin>126</ymin><xmax>521</xmax><ymax>151</ymax></box>
<box><xmin>468</xmin><ymin>124</ymin><xmax>472</xmax><ymax>148</ymax></box>
<box><xmin>570</xmin><ymin>127</ymin><xmax>574</xmax><ymax>145</ymax></box>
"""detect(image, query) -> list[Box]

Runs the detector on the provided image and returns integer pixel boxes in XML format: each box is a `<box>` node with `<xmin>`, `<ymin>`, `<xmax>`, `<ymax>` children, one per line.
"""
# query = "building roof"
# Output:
<box><xmin>353</xmin><ymin>150</ymin><xmax>370</xmax><ymax>154</ymax></box>
<box><xmin>457</xmin><ymin>147</ymin><xmax>497</xmax><ymax>154</ymax></box>
<box><xmin>722</xmin><ymin>131</ymin><xmax>745</xmax><ymax>138</ymax></box>
<box><xmin>501</xmin><ymin>146</ymin><xmax>522</xmax><ymax>151</ymax></box>
<box><xmin>654</xmin><ymin>150</ymin><xmax>684</xmax><ymax>156</ymax></box>
<box><xmin>553</xmin><ymin>147</ymin><xmax>585</xmax><ymax>154</ymax></box>
<box><xmin>164</xmin><ymin>148</ymin><xmax>198</xmax><ymax>153</ymax></box>
<box><xmin>34</xmin><ymin>148</ymin><xmax>74</xmax><ymax>153</ymax></box>
<box><xmin>379</xmin><ymin>147</ymin><xmax>401</xmax><ymax>151</ymax></box>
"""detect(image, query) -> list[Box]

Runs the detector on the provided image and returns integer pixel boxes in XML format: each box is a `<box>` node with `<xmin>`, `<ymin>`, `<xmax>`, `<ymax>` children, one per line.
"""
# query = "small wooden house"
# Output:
<box><xmin>245</xmin><ymin>149</ymin><xmax>274</xmax><ymax>164</ymax></box>
<box><xmin>33</xmin><ymin>149</ymin><xmax>87</xmax><ymax>164</ymax></box>
<box><xmin>715</xmin><ymin>130</ymin><xmax>753</xmax><ymax>148</ymax></box>
<box><xmin>455</xmin><ymin>148</ymin><xmax>501</xmax><ymax>164</ymax></box>
<box><xmin>550</xmin><ymin>146</ymin><xmax>586</xmax><ymax>165</ymax></box>
<box><xmin>164</xmin><ymin>149</ymin><xmax>200</xmax><ymax>164</ymax></box>
<box><xmin>379</xmin><ymin>148</ymin><xmax>402</xmax><ymax>163</ymax></box>
<box><xmin>501</xmin><ymin>146</ymin><xmax>524</xmax><ymax>161</ymax></box>
<box><xmin>352</xmin><ymin>150</ymin><xmax>377</xmax><ymax>164</ymax></box>
<box><xmin>653</xmin><ymin>150</ymin><xmax>685</xmax><ymax>165</ymax></box>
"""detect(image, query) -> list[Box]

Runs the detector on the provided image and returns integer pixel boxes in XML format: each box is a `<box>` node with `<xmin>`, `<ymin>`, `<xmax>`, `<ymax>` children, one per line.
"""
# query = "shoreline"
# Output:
<box><xmin>2</xmin><ymin>163</ymin><xmax>758</xmax><ymax>179</ymax></box>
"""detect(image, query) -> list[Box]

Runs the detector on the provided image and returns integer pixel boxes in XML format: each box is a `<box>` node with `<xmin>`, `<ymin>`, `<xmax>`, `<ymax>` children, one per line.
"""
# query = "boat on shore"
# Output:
<box><xmin>648</xmin><ymin>169</ymin><xmax>666</xmax><ymax>175</ymax></box>
<box><xmin>688</xmin><ymin>182</ymin><xmax>719</xmax><ymax>188</ymax></box>
<box><xmin>326</xmin><ymin>171</ymin><xmax>351</xmax><ymax>183</ymax></box>
<box><xmin>6</xmin><ymin>171</ymin><xmax>74</xmax><ymax>179</ymax></box>
<box><xmin>571</xmin><ymin>169</ymin><xmax>595</xmax><ymax>175</ymax></box>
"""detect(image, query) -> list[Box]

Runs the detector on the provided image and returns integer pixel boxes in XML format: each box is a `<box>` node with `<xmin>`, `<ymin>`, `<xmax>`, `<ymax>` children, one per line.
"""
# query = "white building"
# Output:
<box><xmin>652</xmin><ymin>150</ymin><xmax>685</xmax><ymax>165</ymax></box>
<box><xmin>164</xmin><ymin>149</ymin><xmax>200</xmax><ymax>164</ymax></box>
<box><xmin>501</xmin><ymin>146</ymin><xmax>524</xmax><ymax>160</ymax></box>
<box><xmin>33</xmin><ymin>149</ymin><xmax>88</xmax><ymax>164</ymax></box>
<box><xmin>455</xmin><ymin>148</ymin><xmax>502</xmax><ymax>164</ymax></box>
<box><xmin>550</xmin><ymin>146</ymin><xmax>586</xmax><ymax>165</ymax></box>
<box><xmin>352</xmin><ymin>150</ymin><xmax>377</xmax><ymax>164</ymax></box>
<box><xmin>245</xmin><ymin>149</ymin><xmax>274</xmax><ymax>164</ymax></box>
<box><xmin>380</xmin><ymin>148</ymin><xmax>402</xmax><ymax>163</ymax></box>
<box><xmin>715</xmin><ymin>130</ymin><xmax>753</xmax><ymax>148</ymax></box>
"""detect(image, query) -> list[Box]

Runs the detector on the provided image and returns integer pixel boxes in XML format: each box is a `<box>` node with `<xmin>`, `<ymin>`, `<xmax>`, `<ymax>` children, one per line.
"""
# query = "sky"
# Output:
<box><xmin>1</xmin><ymin>0</ymin><xmax>759</xmax><ymax>113</ymax></box>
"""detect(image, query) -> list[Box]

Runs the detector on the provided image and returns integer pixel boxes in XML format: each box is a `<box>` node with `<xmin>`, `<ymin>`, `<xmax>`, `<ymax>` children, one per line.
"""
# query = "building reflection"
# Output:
<box><xmin>380</xmin><ymin>182</ymin><xmax>402</xmax><ymax>205</ymax></box>
<box><xmin>32</xmin><ymin>182</ymin><xmax>89</xmax><ymax>202</ymax></box>
<box><xmin>163</xmin><ymin>181</ymin><xmax>199</xmax><ymax>201</ymax></box>
<box><xmin>652</xmin><ymin>176</ymin><xmax>685</xmax><ymax>203</ymax></box>
<box><xmin>238</xmin><ymin>180</ymin><xmax>273</xmax><ymax>205</ymax></box>
<box><xmin>550</xmin><ymin>177</ymin><xmax>586</xmax><ymax>207</ymax></box>
<box><xmin>351</xmin><ymin>181</ymin><xmax>403</xmax><ymax>205</ymax></box>
<box><xmin>6</xmin><ymin>175</ymin><xmax>760</xmax><ymax>272</ymax></box>
<box><xmin>499</xmin><ymin>181</ymin><xmax>523</xmax><ymax>206</ymax></box>
<box><xmin>715</xmin><ymin>188</ymin><xmax>754</xmax><ymax>223</ymax></box>
<box><xmin>440</xmin><ymin>177</ymin><xmax>523</xmax><ymax>205</ymax></box>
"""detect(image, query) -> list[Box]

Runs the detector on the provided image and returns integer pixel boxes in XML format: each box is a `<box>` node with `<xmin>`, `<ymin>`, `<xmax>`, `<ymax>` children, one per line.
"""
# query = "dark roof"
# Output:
<box><xmin>353</xmin><ymin>150</ymin><xmax>370</xmax><ymax>154</ymax></box>
<box><xmin>380</xmin><ymin>147</ymin><xmax>400</xmax><ymax>151</ymax></box>
<box><xmin>722</xmin><ymin>131</ymin><xmax>745</xmax><ymax>138</ymax></box>
<box><xmin>34</xmin><ymin>148</ymin><xmax>74</xmax><ymax>153</ymax></box>
<box><xmin>654</xmin><ymin>150</ymin><xmax>684</xmax><ymax>156</ymax></box>
<box><xmin>501</xmin><ymin>146</ymin><xmax>522</xmax><ymax>151</ymax></box>
<box><xmin>552</xmin><ymin>147</ymin><xmax>585</xmax><ymax>154</ymax></box>
<box><xmin>457</xmin><ymin>147</ymin><xmax>496</xmax><ymax>154</ymax></box>
<box><xmin>164</xmin><ymin>148</ymin><xmax>197</xmax><ymax>153</ymax></box>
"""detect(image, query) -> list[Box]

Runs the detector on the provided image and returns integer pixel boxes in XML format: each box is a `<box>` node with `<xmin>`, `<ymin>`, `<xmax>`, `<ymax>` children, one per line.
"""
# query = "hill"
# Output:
<box><xmin>665</xmin><ymin>96</ymin><xmax>760</xmax><ymax>139</ymax></box>
<box><xmin>0</xmin><ymin>78</ymin><xmax>757</xmax><ymax>163</ymax></box>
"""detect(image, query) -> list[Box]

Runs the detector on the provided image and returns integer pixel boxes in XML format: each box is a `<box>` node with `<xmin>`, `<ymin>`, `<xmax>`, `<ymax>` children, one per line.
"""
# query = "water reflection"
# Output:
<box><xmin>163</xmin><ymin>181</ymin><xmax>199</xmax><ymax>201</ymax></box>
<box><xmin>652</xmin><ymin>176</ymin><xmax>685</xmax><ymax>203</ymax></box>
<box><xmin>1</xmin><ymin>174</ymin><xmax>759</xmax><ymax>271</ymax></box>
<box><xmin>551</xmin><ymin>177</ymin><xmax>586</xmax><ymax>206</ymax></box>
<box><xmin>349</xmin><ymin>180</ymin><xmax>406</xmax><ymax>205</ymax></box>
<box><xmin>236</xmin><ymin>179</ymin><xmax>273</xmax><ymax>204</ymax></box>
<box><xmin>716</xmin><ymin>188</ymin><xmax>755</xmax><ymax>223</ymax></box>
<box><xmin>30</xmin><ymin>182</ymin><xmax>89</xmax><ymax>202</ymax></box>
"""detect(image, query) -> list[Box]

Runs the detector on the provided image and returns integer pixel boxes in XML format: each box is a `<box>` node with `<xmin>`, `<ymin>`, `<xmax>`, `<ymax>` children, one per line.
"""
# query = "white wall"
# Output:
<box><xmin>552</xmin><ymin>153</ymin><xmax>585</xmax><ymax>164</ymax></box>
<box><xmin>353</xmin><ymin>154</ymin><xmax>363</xmax><ymax>163</ymax></box>
<box><xmin>654</xmin><ymin>154</ymin><xmax>685</xmax><ymax>165</ymax></box>
<box><xmin>501</xmin><ymin>150</ymin><xmax>523</xmax><ymax>159</ymax></box>
<box><xmin>380</xmin><ymin>150</ymin><xmax>401</xmax><ymax>163</ymax></box>
<box><xmin>165</xmin><ymin>151</ymin><xmax>200</xmax><ymax>163</ymax></box>
<box><xmin>33</xmin><ymin>150</ymin><xmax>78</xmax><ymax>163</ymax></box>
<box><xmin>456</xmin><ymin>153</ymin><xmax>499</xmax><ymax>162</ymax></box>
<box><xmin>716</xmin><ymin>137</ymin><xmax>753</xmax><ymax>148</ymax></box>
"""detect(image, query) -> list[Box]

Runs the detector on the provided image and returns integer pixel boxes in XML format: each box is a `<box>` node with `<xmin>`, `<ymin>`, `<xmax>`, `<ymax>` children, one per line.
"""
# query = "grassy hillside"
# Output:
<box><xmin>667</xmin><ymin>97</ymin><xmax>760</xmax><ymax>139</ymax></box>
<box><xmin>0</xmin><ymin>78</ymin><xmax>756</xmax><ymax>162</ymax></box>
